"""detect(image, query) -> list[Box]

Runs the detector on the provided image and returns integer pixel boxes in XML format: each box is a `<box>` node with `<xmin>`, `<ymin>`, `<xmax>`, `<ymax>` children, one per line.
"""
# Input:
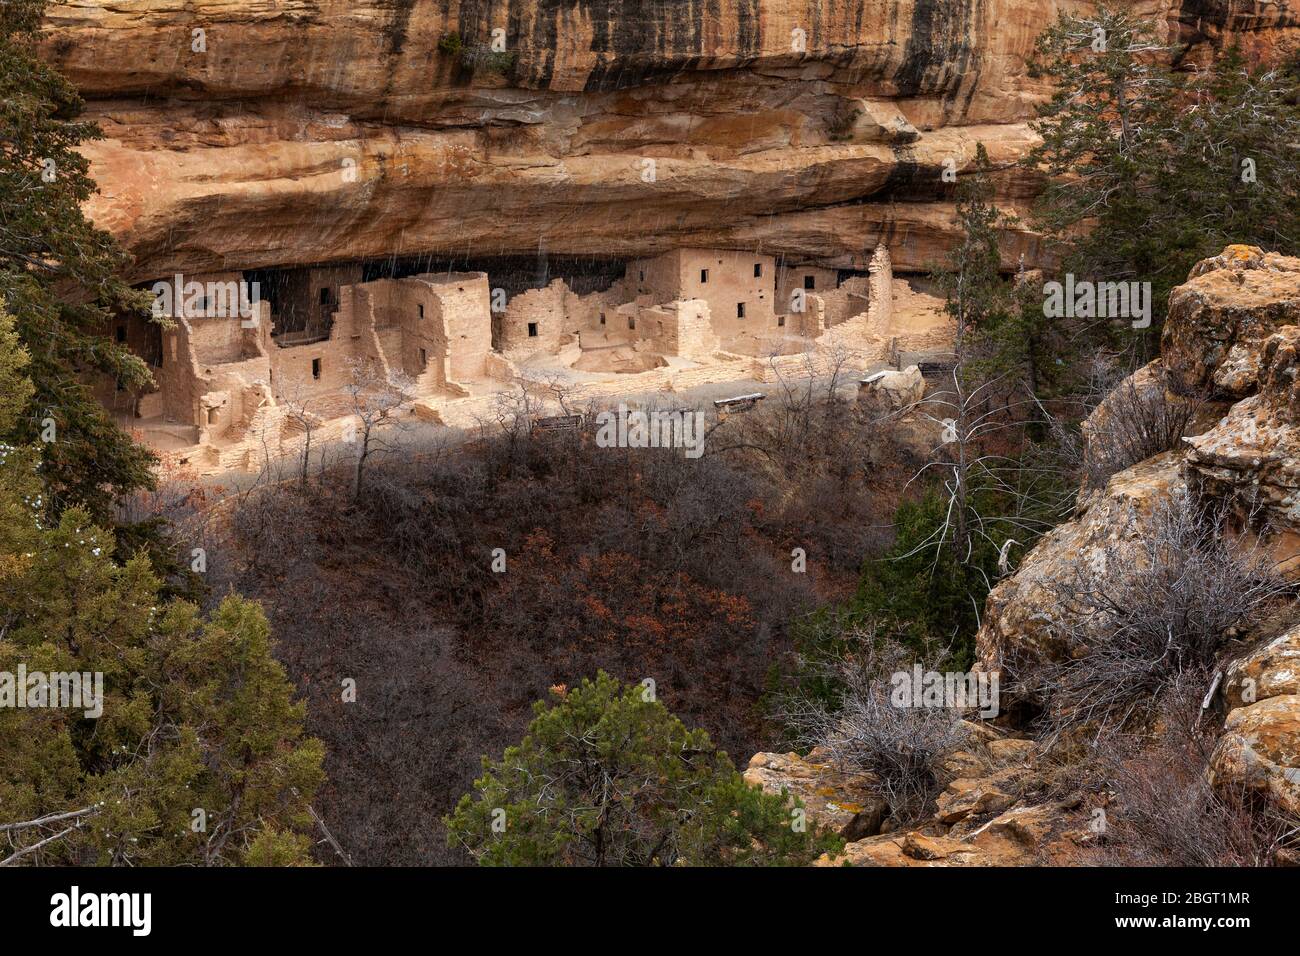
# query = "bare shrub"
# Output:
<box><xmin>200</xmin><ymin>375</ymin><xmax>929</xmax><ymax>862</ymax></box>
<box><xmin>342</xmin><ymin>358</ymin><xmax>415</xmax><ymax>501</ymax></box>
<box><xmin>782</xmin><ymin>635</ymin><xmax>970</xmax><ymax>822</ymax></box>
<box><xmin>1038</xmin><ymin>493</ymin><xmax>1289</xmax><ymax>738</ymax></box>
<box><xmin>1094</xmin><ymin>674</ymin><xmax>1299</xmax><ymax>867</ymax></box>
<box><xmin>1083</xmin><ymin>368</ymin><xmax>1200</xmax><ymax>490</ymax></box>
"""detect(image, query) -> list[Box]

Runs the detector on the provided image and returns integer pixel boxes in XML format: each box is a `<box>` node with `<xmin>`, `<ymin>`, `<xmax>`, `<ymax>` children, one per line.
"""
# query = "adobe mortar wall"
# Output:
<box><xmin>497</xmin><ymin>279</ymin><xmax>570</xmax><ymax>356</ymax></box>
<box><xmin>776</xmin><ymin>264</ymin><xmax>839</xmax><ymax>319</ymax></box>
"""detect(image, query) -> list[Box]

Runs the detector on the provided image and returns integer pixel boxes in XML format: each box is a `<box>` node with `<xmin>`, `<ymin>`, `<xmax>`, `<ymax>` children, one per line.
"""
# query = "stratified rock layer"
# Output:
<box><xmin>41</xmin><ymin>1</ymin><xmax>1299</xmax><ymax>279</ymax></box>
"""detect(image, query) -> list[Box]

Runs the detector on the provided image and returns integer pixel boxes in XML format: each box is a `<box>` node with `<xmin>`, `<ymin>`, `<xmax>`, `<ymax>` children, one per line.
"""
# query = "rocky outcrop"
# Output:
<box><xmin>976</xmin><ymin>451</ymin><xmax>1189</xmax><ymax>671</ymax></box>
<box><xmin>1162</xmin><ymin>245</ymin><xmax>1300</xmax><ymax>398</ymax></box>
<box><xmin>976</xmin><ymin>245</ymin><xmax>1300</xmax><ymax>829</ymax></box>
<box><xmin>42</xmin><ymin>1</ymin><xmax>1295</xmax><ymax>280</ymax></box>
<box><xmin>1224</xmin><ymin>621</ymin><xmax>1300</xmax><ymax>709</ymax></box>
<box><xmin>750</xmin><ymin>722</ymin><xmax>1089</xmax><ymax>866</ymax></box>
<box><xmin>824</xmin><ymin>799</ymin><xmax>1083</xmax><ymax>867</ymax></box>
<box><xmin>1210</xmin><ymin>696</ymin><xmax>1300</xmax><ymax>817</ymax></box>
<box><xmin>1211</xmin><ymin>620</ymin><xmax>1300</xmax><ymax>817</ymax></box>
<box><xmin>744</xmin><ymin>749</ymin><xmax>888</xmax><ymax>841</ymax></box>
<box><xmin>1185</xmin><ymin>325</ymin><xmax>1300</xmax><ymax>538</ymax></box>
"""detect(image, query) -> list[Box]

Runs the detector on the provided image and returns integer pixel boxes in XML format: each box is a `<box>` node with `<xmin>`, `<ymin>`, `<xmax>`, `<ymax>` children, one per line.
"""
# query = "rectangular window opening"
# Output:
<box><xmin>527</xmin><ymin>322</ymin><xmax>538</xmax><ymax>338</ymax></box>
<box><xmin>311</xmin><ymin>358</ymin><xmax>321</xmax><ymax>380</ymax></box>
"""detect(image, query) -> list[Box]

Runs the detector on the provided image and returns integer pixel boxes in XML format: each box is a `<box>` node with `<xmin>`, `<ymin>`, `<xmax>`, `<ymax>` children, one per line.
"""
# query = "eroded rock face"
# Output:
<box><xmin>973</xmin><ymin>244</ymin><xmax>1300</xmax><ymax>828</ymax></box>
<box><xmin>1186</xmin><ymin>322</ymin><xmax>1300</xmax><ymax>536</ymax></box>
<box><xmin>1212</xmin><ymin>620</ymin><xmax>1300</xmax><ymax>816</ymax></box>
<box><xmin>743</xmin><ymin>749</ymin><xmax>887</xmax><ymax>841</ymax></box>
<box><xmin>975</xmin><ymin>452</ymin><xmax>1188</xmax><ymax>671</ymax></box>
<box><xmin>980</xmin><ymin>250</ymin><xmax>1300</xmax><ymax>677</ymax></box>
<box><xmin>749</xmin><ymin>722</ymin><xmax>1091</xmax><ymax>866</ymax></box>
<box><xmin>1162</xmin><ymin>246</ymin><xmax>1300</xmax><ymax>399</ymax></box>
<box><xmin>42</xmin><ymin>0</ymin><xmax>1290</xmax><ymax>279</ymax></box>
<box><xmin>1224</xmin><ymin>622</ymin><xmax>1300</xmax><ymax>709</ymax></box>
<box><xmin>1210</xmin><ymin>695</ymin><xmax>1300</xmax><ymax>816</ymax></box>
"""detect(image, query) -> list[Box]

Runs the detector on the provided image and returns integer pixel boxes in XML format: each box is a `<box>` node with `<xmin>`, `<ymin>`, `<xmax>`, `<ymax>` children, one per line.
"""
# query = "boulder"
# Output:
<box><xmin>857</xmin><ymin>365</ymin><xmax>924</xmax><ymax>416</ymax></box>
<box><xmin>1209</xmin><ymin>694</ymin><xmax>1300</xmax><ymax>817</ymax></box>
<box><xmin>934</xmin><ymin>777</ymin><xmax>1017</xmax><ymax>824</ymax></box>
<box><xmin>976</xmin><ymin>452</ymin><xmax>1187</xmax><ymax>672</ymax></box>
<box><xmin>1224</xmin><ymin>622</ymin><xmax>1300</xmax><ymax>709</ymax></box>
<box><xmin>744</xmin><ymin>750</ymin><xmax>888</xmax><ymax>841</ymax></box>
<box><xmin>1185</xmin><ymin>325</ymin><xmax>1300</xmax><ymax>537</ymax></box>
<box><xmin>1162</xmin><ymin>246</ymin><xmax>1300</xmax><ymax>399</ymax></box>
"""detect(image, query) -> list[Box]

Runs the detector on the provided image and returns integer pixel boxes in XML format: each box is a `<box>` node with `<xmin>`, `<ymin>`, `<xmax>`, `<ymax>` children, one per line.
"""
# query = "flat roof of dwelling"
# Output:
<box><xmin>412</xmin><ymin>271</ymin><xmax>488</xmax><ymax>284</ymax></box>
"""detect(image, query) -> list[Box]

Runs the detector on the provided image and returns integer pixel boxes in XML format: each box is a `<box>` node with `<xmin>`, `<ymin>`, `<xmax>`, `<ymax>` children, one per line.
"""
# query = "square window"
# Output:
<box><xmin>527</xmin><ymin>322</ymin><xmax>538</xmax><ymax>337</ymax></box>
<box><xmin>311</xmin><ymin>358</ymin><xmax>321</xmax><ymax>380</ymax></box>
<box><xmin>700</xmin><ymin>269</ymin><xmax>709</xmax><ymax>283</ymax></box>
<box><xmin>804</xmin><ymin>275</ymin><xmax>815</xmax><ymax>290</ymax></box>
<box><xmin>737</xmin><ymin>302</ymin><xmax>746</xmax><ymax>319</ymax></box>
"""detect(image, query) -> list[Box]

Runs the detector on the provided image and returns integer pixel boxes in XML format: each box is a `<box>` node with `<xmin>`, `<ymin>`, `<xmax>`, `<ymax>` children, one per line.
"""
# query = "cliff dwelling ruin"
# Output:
<box><xmin>100</xmin><ymin>245</ymin><xmax>953</xmax><ymax>473</ymax></box>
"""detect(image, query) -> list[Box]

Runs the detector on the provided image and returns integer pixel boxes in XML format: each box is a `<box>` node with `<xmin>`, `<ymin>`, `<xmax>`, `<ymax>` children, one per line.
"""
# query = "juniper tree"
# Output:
<box><xmin>917</xmin><ymin>144</ymin><xmax>1041</xmax><ymax>570</ymax></box>
<box><xmin>1171</xmin><ymin>45</ymin><xmax>1300</xmax><ymax>259</ymax></box>
<box><xmin>0</xmin><ymin>306</ymin><xmax>325</xmax><ymax>865</ymax></box>
<box><xmin>854</xmin><ymin>148</ymin><xmax>1059</xmax><ymax>666</ymax></box>
<box><xmin>446</xmin><ymin>672</ymin><xmax>840</xmax><ymax>866</ymax></box>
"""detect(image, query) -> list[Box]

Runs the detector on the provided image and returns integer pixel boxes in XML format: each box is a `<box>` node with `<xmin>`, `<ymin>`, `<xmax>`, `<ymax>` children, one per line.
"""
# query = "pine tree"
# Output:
<box><xmin>0</xmin><ymin>0</ymin><xmax>158</xmax><ymax>519</ymax></box>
